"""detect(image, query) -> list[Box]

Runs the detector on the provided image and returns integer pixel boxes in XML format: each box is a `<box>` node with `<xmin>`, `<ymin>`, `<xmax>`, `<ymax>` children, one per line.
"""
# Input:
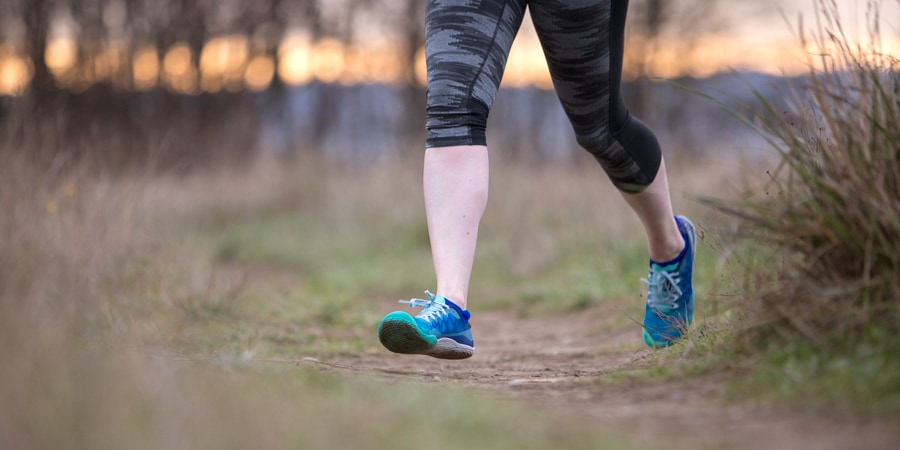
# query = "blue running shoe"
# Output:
<box><xmin>641</xmin><ymin>216</ymin><xmax>696</xmax><ymax>348</ymax></box>
<box><xmin>377</xmin><ymin>291</ymin><xmax>474</xmax><ymax>360</ymax></box>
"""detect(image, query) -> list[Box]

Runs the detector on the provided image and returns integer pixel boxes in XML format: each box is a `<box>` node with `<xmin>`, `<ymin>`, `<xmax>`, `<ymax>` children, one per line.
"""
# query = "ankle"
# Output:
<box><xmin>649</xmin><ymin>231</ymin><xmax>686</xmax><ymax>264</ymax></box>
<box><xmin>437</xmin><ymin>290</ymin><xmax>467</xmax><ymax>310</ymax></box>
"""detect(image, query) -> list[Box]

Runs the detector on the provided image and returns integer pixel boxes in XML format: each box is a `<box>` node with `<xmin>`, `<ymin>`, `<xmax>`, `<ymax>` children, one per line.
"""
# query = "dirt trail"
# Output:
<box><xmin>221</xmin><ymin>262</ymin><xmax>896</xmax><ymax>449</ymax></box>
<box><xmin>314</xmin><ymin>305</ymin><xmax>897</xmax><ymax>450</ymax></box>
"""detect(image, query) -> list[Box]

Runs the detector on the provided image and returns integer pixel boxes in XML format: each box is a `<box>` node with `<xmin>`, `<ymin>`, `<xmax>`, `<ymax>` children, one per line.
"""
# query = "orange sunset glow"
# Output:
<box><xmin>0</xmin><ymin>0</ymin><xmax>896</xmax><ymax>96</ymax></box>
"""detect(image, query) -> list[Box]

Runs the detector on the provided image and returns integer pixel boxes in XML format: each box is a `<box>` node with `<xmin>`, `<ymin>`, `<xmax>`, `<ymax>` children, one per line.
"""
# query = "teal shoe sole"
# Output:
<box><xmin>378</xmin><ymin>312</ymin><xmax>435</xmax><ymax>354</ymax></box>
<box><xmin>643</xmin><ymin>328</ymin><xmax>675</xmax><ymax>348</ymax></box>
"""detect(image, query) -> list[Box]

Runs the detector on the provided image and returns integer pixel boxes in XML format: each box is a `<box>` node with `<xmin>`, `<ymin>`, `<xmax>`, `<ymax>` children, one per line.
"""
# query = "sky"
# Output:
<box><xmin>470</xmin><ymin>0</ymin><xmax>900</xmax><ymax>84</ymax></box>
<box><xmin>712</xmin><ymin>0</ymin><xmax>899</xmax><ymax>74</ymax></box>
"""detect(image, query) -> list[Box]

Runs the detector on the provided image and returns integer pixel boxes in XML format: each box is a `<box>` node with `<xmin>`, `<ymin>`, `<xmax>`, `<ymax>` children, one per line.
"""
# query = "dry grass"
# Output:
<box><xmin>707</xmin><ymin>0</ymin><xmax>900</xmax><ymax>345</ymax></box>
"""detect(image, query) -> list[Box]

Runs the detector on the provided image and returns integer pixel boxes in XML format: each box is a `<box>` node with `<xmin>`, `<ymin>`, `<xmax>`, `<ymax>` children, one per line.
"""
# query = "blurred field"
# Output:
<box><xmin>4</xmin><ymin>133</ymin><xmax>900</xmax><ymax>448</ymax></box>
<box><xmin>0</xmin><ymin>145</ymin><xmax>753</xmax><ymax>449</ymax></box>
<box><xmin>137</xmin><ymin>151</ymin><xmax>745</xmax><ymax>355</ymax></box>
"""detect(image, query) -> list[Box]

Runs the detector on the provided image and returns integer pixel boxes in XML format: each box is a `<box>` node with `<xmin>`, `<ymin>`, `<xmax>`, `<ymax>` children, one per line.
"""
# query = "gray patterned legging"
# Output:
<box><xmin>425</xmin><ymin>0</ymin><xmax>661</xmax><ymax>192</ymax></box>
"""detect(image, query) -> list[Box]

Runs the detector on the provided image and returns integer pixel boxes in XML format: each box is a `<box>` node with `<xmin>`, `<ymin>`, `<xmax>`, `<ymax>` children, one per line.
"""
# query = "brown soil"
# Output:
<box><xmin>313</xmin><ymin>305</ymin><xmax>897</xmax><ymax>450</ymax></box>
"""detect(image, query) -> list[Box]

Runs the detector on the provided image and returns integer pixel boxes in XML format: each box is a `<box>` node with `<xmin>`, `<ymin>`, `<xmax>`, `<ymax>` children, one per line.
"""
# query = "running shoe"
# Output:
<box><xmin>377</xmin><ymin>291</ymin><xmax>474</xmax><ymax>359</ymax></box>
<box><xmin>641</xmin><ymin>215</ymin><xmax>696</xmax><ymax>348</ymax></box>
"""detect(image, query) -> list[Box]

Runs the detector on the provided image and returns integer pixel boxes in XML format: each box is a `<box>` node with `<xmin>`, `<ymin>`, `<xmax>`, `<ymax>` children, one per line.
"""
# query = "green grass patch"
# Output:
<box><xmin>593</xmin><ymin>318</ymin><xmax>737</xmax><ymax>386</ymax></box>
<box><xmin>212</xmin><ymin>210</ymin><xmax>433</xmax><ymax>292</ymax></box>
<box><xmin>189</xmin><ymin>200</ymin><xmax>726</xmax><ymax>352</ymax></box>
<box><xmin>733</xmin><ymin>327</ymin><xmax>900</xmax><ymax>413</ymax></box>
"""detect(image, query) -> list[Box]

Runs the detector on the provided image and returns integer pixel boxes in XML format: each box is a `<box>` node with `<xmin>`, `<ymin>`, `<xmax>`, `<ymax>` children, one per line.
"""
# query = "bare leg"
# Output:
<box><xmin>620</xmin><ymin>158</ymin><xmax>685</xmax><ymax>262</ymax></box>
<box><xmin>423</xmin><ymin>145</ymin><xmax>489</xmax><ymax>310</ymax></box>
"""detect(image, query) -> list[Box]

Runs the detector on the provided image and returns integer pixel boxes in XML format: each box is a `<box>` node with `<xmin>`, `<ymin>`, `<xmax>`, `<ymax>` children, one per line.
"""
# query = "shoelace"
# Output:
<box><xmin>398</xmin><ymin>291</ymin><xmax>466</xmax><ymax>330</ymax></box>
<box><xmin>641</xmin><ymin>266</ymin><xmax>683</xmax><ymax>312</ymax></box>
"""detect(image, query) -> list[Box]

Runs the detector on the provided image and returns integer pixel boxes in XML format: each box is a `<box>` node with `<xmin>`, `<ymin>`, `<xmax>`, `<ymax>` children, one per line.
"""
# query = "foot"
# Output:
<box><xmin>641</xmin><ymin>215</ymin><xmax>696</xmax><ymax>348</ymax></box>
<box><xmin>377</xmin><ymin>291</ymin><xmax>474</xmax><ymax>359</ymax></box>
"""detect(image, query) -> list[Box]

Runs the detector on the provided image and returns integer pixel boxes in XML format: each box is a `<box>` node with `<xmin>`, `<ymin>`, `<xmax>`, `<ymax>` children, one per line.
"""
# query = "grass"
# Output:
<box><xmin>693</xmin><ymin>0</ymin><xmax>900</xmax><ymax>412</ymax></box>
<box><xmin>742</xmin><ymin>1</ymin><xmax>898</xmax><ymax>338</ymax></box>
<box><xmin>3</xmin><ymin>99</ymin><xmax>889</xmax><ymax>448</ymax></box>
<box><xmin>733</xmin><ymin>328</ymin><xmax>900</xmax><ymax>413</ymax></box>
<box><xmin>7</xmin><ymin>147</ymin><xmax>741</xmax><ymax>449</ymax></box>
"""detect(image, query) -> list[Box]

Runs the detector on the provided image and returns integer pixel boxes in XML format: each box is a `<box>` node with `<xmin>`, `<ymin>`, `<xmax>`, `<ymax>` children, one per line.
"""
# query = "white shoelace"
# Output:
<box><xmin>641</xmin><ymin>268</ymin><xmax>683</xmax><ymax>311</ymax></box>
<box><xmin>399</xmin><ymin>295</ymin><xmax>448</xmax><ymax>322</ymax></box>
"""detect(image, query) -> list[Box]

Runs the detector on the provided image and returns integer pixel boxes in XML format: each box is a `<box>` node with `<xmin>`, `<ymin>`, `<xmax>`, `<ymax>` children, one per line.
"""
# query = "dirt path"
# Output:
<box><xmin>217</xmin><ymin>261</ymin><xmax>897</xmax><ymax>449</ymax></box>
<box><xmin>310</xmin><ymin>305</ymin><xmax>897</xmax><ymax>450</ymax></box>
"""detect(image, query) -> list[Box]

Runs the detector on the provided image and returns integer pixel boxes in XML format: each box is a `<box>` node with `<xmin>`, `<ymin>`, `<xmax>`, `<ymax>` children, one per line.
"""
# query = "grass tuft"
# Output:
<box><xmin>691</xmin><ymin>0</ymin><xmax>900</xmax><ymax>412</ymax></box>
<box><xmin>709</xmin><ymin>0</ymin><xmax>900</xmax><ymax>345</ymax></box>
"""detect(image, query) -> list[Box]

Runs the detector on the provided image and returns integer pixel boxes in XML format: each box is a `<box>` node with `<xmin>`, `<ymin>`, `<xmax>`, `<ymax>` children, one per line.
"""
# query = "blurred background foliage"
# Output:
<box><xmin>0</xmin><ymin>0</ymin><xmax>741</xmax><ymax>174</ymax></box>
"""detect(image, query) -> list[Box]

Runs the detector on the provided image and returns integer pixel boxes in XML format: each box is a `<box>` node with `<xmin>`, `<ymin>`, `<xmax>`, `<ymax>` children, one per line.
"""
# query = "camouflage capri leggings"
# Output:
<box><xmin>425</xmin><ymin>0</ymin><xmax>661</xmax><ymax>192</ymax></box>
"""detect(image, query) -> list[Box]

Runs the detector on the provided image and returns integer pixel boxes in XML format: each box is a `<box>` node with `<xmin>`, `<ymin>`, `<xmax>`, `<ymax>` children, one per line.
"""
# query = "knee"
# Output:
<box><xmin>575</xmin><ymin>117</ymin><xmax>662</xmax><ymax>193</ymax></box>
<box><xmin>425</xmin><ymin>81</ymin><xmax>490</xmax><ymax>147</ymax></box>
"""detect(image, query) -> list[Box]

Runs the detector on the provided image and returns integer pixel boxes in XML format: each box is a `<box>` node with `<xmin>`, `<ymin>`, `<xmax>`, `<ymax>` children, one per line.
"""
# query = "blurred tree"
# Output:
<box><xmin>625</xmin><ymin>0</ymin><xmax>727</xmax><ymax>122</ymax></box>
<box><xmin>2</xmin><ymin>0</ymin><xmax>296</xmax><ymax>172</ymax></box>
<box><xmin>0</xmin><ymin>0</ymin><xmax>736</xmax><ymax>169</ymax></box>
<box><xmin>400</xmin><ymin>0</ymin><xmax>427</xmax><ymax>146</ymax></box>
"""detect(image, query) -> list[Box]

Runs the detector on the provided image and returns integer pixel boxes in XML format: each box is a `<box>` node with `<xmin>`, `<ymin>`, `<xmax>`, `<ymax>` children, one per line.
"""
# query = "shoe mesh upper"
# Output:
<box><xmin>399</xmin><ymin>291</ymin><xmax>471</xmax><ymax>339</ymax></box>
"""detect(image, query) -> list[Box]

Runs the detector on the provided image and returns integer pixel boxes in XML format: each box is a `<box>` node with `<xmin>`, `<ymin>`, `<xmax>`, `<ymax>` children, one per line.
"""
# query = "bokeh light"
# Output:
<box><xmin>45</xmin><ymin>38</ymin><xmax>78</xmax><ymax>76</ymax></box>
<box><xmin>92</xmin><ymin>41</ymin><xmax>127</xmax><ymax>85</ymax></box>
<box><xmin>414</xmin><ymin>47</ymin><xmax>426</xmax><ymax>86</ymax></box>
<box><xmin>278</xmin><ymin>33</ymin><xmax>313</xmax><ymax>86</ymax></box>
<box><xmin>244</xmin><ymin>55</ymin><xmax>275</xmax><ymax>91</ymax></box>
<box><xmin>0</xmin><ymin>45</ymin><xmax>32</xmax><ymax>96</ymax></box>
<box><xmin>308</xmin><ymin>38</ymin><xmax>344</xmax><ymax>84</ymax></box>
<box><xmin>199</xmin><ymin>35</ymin><xmax>250</xmax><ymax>93</ymax></box>
<box><xmin>163</xmin><ymin>43</ymin><xmax>198</xmax><ymax>94</ymax></box>
<box><xmin>1</xmin><ymin>0</ymin><xmax>895</xmax><ymax>96</ymax></box>
<box><xmin>339</xmin><ymin>45</ymin><xmax>394</xmax><ymax>85</ymax></box>
<box><xmin>504</xmin><ymin>37</ymin><xmax>553</xmax><ymax>89</ymax></box>
<box><xmin>164</xmin><ymin>44</ymin><xmax>192</xmax><ymax>77</ymax></box>
<box><xmin>132</xmin><ymin>46</ymin><xmax>160</xmax><ymax>90</ymax></box>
